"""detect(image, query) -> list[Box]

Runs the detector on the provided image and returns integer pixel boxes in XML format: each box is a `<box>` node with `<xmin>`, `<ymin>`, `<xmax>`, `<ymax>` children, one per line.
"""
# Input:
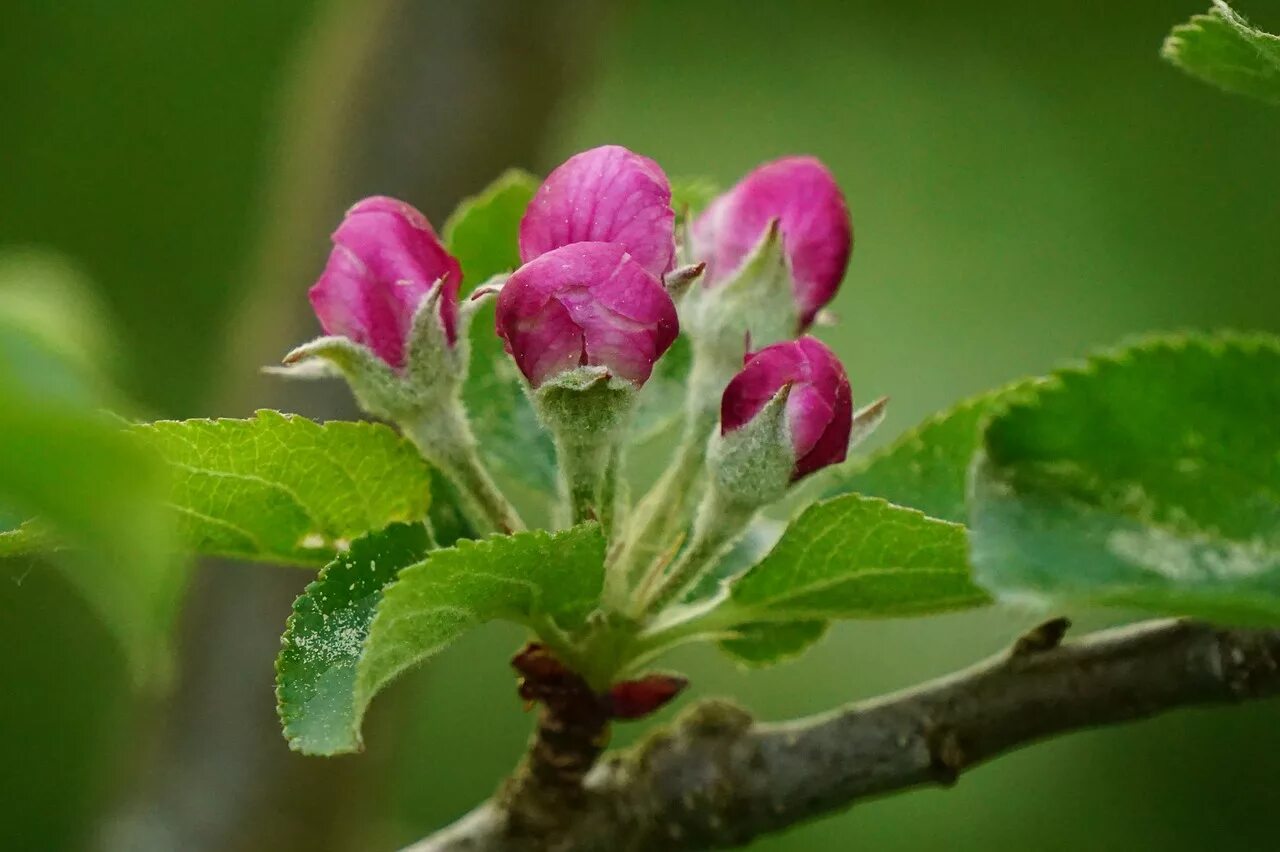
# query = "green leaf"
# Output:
<box><xmin>821</xmin><ymin>381</ymin><xmax>1037</xmax><ymax>524</ymax></box>
<box><xmin>276</xmin><ymin>522</ymin><xmax>431</xmax><ymax>754</ymax></box>
<box><xmin>728</xmin><ymin>494</ymin><xmax>989</xmax><ymax>621</ymax></box>
<box><xmin>718</xmin><ymin>620</ymin><xmax>828</xmax><ymax>667</ymax></box>
<box><xmin>0</xmin><ymin>252</ymin><xmax>181</xmax><ymax>682</ymax></box>
<box><xmin>670</xmin><ymin>176</ymin><xmax>721</xmax><ymax>214</ymax></box>
<box><xmin>1162</xmin><ymin>2</ymin><xmax>1280</xmax><ymax>105</ymax></box>
<box><xmin>443</xmin><ymin>168</ymin><xmax>538</xmax><ymax>286</ymax></box>
<box><xmin>697</xmin><ymin>495</ymin><xmax>989</xmax><ymax>666</ymax></box>
<box><xmin>971</xmin><ymin>333</ymin><xmax>1280</xmax><ymax>624</ymax></box>
<box><xmin>680</xmin><ymin>493</ymin><xmax>988</xmax><ymax>665</ymax></box>
<box><xmin>446</xmin><ymin>170</ymin><xmax>559</xmax><ymax>495</ymax></box>
<box><xmin>296</xmin><ymin>524</ymin><xmax>605</xmax><ymax>755</ymax></box>
<box><xmin>134</xmin><ymin>411</ymin><xmax>431</xmax><ymax>566</ymax></box>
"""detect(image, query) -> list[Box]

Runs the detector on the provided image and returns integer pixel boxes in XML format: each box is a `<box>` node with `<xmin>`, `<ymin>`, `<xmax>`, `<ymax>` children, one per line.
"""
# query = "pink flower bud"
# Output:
<box><xmin>721</xmin><ymin>337</ymin><xmax>852</xmax><ymax>480</ymax></box>
<box><xmin>495</xmin><ymin>242</ymin><xmax>679</xmax><ymax>388</ymax></box>
<box><xmin>308</xmin><ymin>196</ymin><xmax>462</xmax><ymax>369</ymax></box>
<box><xmin>519</xmin><ymin>145</ymin><xmax>676</xmax><ymax>278</ymax></box>
<box><xmin>694</xmin><ymin>156</ymin><xmax>851</xmax><ymax>327</ymax></box>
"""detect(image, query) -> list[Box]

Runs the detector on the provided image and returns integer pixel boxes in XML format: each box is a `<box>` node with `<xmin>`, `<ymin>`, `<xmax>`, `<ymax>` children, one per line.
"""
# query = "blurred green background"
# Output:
<box><xmin>2</xmin><ymin>0</ymin><xmax>1278</xmax><ymax>850</ymax></box>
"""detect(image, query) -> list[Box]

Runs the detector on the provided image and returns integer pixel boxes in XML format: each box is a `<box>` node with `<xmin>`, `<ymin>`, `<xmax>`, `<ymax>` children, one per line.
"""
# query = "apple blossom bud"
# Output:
<box><xmin>520</xmin><ymin>145</ymin><xmax>676</xmax><ymax>278</ymax></box>
<box><xmin>693</xmin><ymin>156</ymin><xmax>851</xmax><ymax>327</ymax></box>
<box><xmin>495</xmin><ymin>241</ymin><xmax>679</xmax><ymax>388</ymax></box>
<box><xmin>721</xmin><ymin>336</ymin><xmax>853</xmax><ymax>481</ymax></box>
<box><xmin>308</xmin><ymin>196</ymin><xmax>462</xmax><ymax>369</ymax></box>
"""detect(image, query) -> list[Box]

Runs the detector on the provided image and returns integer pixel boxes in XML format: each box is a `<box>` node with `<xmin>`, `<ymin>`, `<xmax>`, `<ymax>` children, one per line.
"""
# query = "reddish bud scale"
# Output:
<box><xmin>607</xmin><ymin>674</ymin><xmax>689</xmax><ymax>720</ymax></box>
<box><xmin>511</xmin><ymin>644</ymin><xmax>688</xmax><ymax>722</ymax></box>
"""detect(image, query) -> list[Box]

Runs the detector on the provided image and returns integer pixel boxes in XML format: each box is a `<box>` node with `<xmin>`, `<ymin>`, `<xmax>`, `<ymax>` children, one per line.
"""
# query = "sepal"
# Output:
<box><xmin>681</xmin><ymin>220</ymin><xmax>799</xmax><ymax>366</ymax></box>
<box><xmin>278</xmin><ymin>281</ymin><xmax>466</xmax><ymax>422</ymax></box>
<box><xmin>706</xmin><ymin>384</ymin><xmax>795</xmax><ymax>510</ymax></box>
<box><xmin>848</xmin><ymin>395</ymin><xmax>889</xmax><ymax>452</ymax></box>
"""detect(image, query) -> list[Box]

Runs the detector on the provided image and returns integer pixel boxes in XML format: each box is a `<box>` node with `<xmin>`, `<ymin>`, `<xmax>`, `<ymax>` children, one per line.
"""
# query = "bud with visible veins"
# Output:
<box><xmin>280</xmin><ymin>195</ymin><xmax>523</xmax><ymax>535</ymax></box>
<box><xmin>692</xmin><ymin>156</ymin><xmax>852</xmax><ymax>329</ymax></box>
<box><xmin>638</xmin><ymin>337</ymin><xmax>859</xmax><ymax>614</ymax></box>
<box><xmin>308</xmin><ymin>196</ymin><xmax>462</xmax><ymax>369</ymax></box>
<box><xmin>496</xmin><ymin>241</ymin><xmax>679</xmax><ymax>531</ymax></box>
<box><xmin>520</xmin><ymin>144</ymin><xmax>676</xmax><ymax>279</ymax></box>
<box><xmin>496</xmin><ymin>242</ymin><xmax>679</xmax><ymax>389</ymax></box>
<box><xmin>719</xmin><ymin>336</ymin><xmax>853</xmax><ymax>485</ymax></box>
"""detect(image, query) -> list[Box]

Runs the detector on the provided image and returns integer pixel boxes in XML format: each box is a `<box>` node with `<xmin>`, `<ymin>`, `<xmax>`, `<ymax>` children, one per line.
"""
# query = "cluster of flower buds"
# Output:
<box><xmin>281</xmin><ymin>143</ymin><xmax>878</xmax><ymax>618</ymax></box>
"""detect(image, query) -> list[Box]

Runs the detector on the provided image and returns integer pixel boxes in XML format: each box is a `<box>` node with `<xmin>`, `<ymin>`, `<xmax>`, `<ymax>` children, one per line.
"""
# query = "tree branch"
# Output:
<box><xmin>404</xmin><ymin>618</ymin><xmax>1280</xmax><ymax>852</ymax></box>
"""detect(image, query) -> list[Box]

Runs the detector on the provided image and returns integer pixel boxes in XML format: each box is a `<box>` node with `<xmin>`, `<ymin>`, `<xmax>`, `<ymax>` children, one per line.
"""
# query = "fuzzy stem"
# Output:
<box><xmin>636</xmin><ymin>483</ymin><xmax>756</xmax><ymax>616</ymax></box>
<box><xmin>605</xmin><ymin>351</ymin><xmax>733</xmax><ymax>610</ymax></box>
<box><xmin>405</xmin><ymin>407</ymin><xmax>525</xmax><ymax>535</ymax></box>
<box><xmin>553</xmin><ymin>429</ymin><xmax>614</xmax><ymax>529</ymax></box>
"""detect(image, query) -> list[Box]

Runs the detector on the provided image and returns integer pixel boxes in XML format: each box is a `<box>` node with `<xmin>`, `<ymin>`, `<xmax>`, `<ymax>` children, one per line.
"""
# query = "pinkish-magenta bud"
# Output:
<box><xmin>495</xmin><ymin>241</ymin><xmax>679</xmax><ymax>388</ymax></box>
<box><xmin>519</xmin><ymin>145</ymin><xmax>676</xmax><ymax>279</ymax></box>
<box><xmin>693</xmin><ymin>156</ymin><xmax>851</xmax><ymax>327</ymax></box>
<box><xmin>721</xmin><ymin>337</ymin><xmax>853</xmax><ymax>480</ymax></box>
<box><xmin>308</xmin><ymin>196</ymin><xmax>462</xmax><ymax>369</ymax></box>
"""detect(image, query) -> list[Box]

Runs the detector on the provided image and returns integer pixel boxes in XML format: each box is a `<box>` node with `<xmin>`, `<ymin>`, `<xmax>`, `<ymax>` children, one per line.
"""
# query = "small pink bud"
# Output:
<box><xmin>308</xmin><ymin>196</ymin><xmax>462</xmax><ymax>369</ymax></box>
<box><xmin>520</xmin><ymin>145</ymin><xmax>676</xmax><ymax>278</ymax></box>
<box><xmin>721</xmin><ymin>337</ymin><xmax>853</xmax><ymax>480</ymax></box>
<box><xmin>693</xmin><ymin>156</ymin><xmax>851</xmax><ymax>327</ymax></box>
<box><xmin>495</xmin><ymin>241</ymin><xmax>679</xmax><ymax>388</ymax></box>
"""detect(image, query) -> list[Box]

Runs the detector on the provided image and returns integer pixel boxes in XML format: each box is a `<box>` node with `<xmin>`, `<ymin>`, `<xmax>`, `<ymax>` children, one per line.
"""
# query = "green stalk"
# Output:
<box><xmin>604</xmin><ymin>351</ymin><xmax>733</xmax><ymax>610</ymax></box>
<box><xmin>634</xmin><ymin>483</ymin><xmax>756</xmax><ymax>616</ymax></box>
<box><xmin>405</xmin><ymin>407</ymin><xmax>525</xmax><ymax>535</ymax></box>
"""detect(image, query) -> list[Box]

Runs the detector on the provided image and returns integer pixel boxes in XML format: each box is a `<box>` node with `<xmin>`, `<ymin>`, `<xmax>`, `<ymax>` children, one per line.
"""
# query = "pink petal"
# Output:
<box><xmin>694</xmin><ymin>157</ymin><xmax>851</xmax><ymax>327</ymax></box>
<box><xmin>520</xmin><ymin>146</ymin><xmax>676</xmax><ymax>278</ymax></box>
<box><xmin>308</xmin><ymin>196</ymin><xmax>462</xmax><ymax>368</ymax></box>
<box><xmin>719</xmin><ymin>336</ymin><xmax>853</xmax><ymax>481</ymax></box>
<box><xmin>496</xmin><ymin>242</ymin><xmax>678</xmax><ymax>388</ymax></box>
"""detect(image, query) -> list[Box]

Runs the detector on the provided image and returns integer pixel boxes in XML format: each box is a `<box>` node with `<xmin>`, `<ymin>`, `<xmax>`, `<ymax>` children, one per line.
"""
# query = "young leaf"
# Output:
<box><xmin>1162</xmin><ymin>2</ymin><xmax>1280</xmax><ymax>105</ymax></box>
<box><xmin>682</xmin><ymin>495</ymin><xmax>989</xmax><ymax>667</ymax></box>
<box><xmin>971</xmin><ymin>333</ymin><xmax>1280</xmax><ymax>624</ymax></box>
<box><xmin>718</xmin><ymin>620</ymin><xmax>828</xmax><ymax>667</ymax></box>
<box><xmin>670</xmin><ymin>176</ymin><xmax>722</xmax><ymax>214</ymax></box>
<box><xmin>291</xmin><ymin>524</ymin><xmax>605</xmax><ymax>755</ymax></box>
<box><xmin>728</xmin><ymin>494</ymin><xmax>989</xmax><ymax>622</ymax></box>
<box><xmin>276</xmin><ymin>522</ymin><xmax>431</xmax><ymax>755</ymax></box>
<box><xmin>134</xmin><ymin>411</ymin><xmax>431</xmax><ymax>566</ymax></box>
<box><xmin>446</xmin><ymin>170</ymin><xmax>559</xmax><ymax>494</ymax></box>
<box><xmin>821</xmin><ymin>381</ymin><xmax>1037</xmax><ymax>524</ymax></box>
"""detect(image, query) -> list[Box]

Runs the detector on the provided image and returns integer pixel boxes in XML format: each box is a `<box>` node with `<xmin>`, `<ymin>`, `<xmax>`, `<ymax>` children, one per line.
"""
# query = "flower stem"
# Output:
<box><xmin>405</xmin><ymin>407</ymin><xmax>525</xmax><ymax>535</ymax></box>
<box><xmin>634</xmin><ymin>483</ymin><xmax>756</xmax><ymax>616</ymax></box>
<box><xmin>604</xmin><ymin>350</ymin><xmax>733</xmax><ymax>611</ymax></box>
<box><xmin>554</xmin><ymin>429</ymin><xmax>615</xmax><ymax>530</ymax></box>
